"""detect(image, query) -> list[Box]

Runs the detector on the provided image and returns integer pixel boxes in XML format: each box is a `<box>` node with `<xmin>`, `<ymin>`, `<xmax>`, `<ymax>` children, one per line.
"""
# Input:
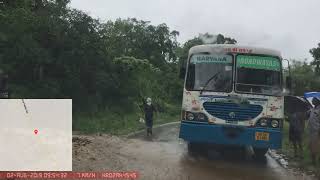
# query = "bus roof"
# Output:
<box><xmin>189</xmin><ymin>44</ymin><xmax>281</xmax><ymax>57</ymax></box>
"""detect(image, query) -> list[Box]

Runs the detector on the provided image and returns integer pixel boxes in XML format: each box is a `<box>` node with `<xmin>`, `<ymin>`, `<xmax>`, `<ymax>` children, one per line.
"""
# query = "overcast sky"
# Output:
<box><xmin>70</xmin><ymin>0</ymin><xmax>320</xmax><ymax>61</ymax></box>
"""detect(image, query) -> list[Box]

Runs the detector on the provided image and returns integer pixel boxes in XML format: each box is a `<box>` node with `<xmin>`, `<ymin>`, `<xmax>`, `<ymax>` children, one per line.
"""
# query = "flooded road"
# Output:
<box><xmin>73</xmin><ymin>123</ymin><xmax>315</xmax><ymax>180</ymax></box>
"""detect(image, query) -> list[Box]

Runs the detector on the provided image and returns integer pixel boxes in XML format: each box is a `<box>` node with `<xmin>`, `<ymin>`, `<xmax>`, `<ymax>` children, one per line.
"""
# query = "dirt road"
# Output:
<box><xmin>73</xmin><ymin>123</ymin><xmax>315</xmax><ymax>180</ymax></box>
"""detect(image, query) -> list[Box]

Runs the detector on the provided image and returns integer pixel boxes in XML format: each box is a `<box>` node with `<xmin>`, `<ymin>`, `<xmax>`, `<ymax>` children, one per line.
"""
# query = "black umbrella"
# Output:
<box><xmin>284</xmin><ymin>95</ymin><xmax>311</xmax><ymax>115</ymax></box>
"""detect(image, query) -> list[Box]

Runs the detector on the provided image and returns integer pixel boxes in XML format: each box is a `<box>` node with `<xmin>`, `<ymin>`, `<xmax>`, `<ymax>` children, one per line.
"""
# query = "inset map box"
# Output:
<box><xmin>0</xmin><ymin>99</ymin><xmax>72</xmax><ymax>171</ymax></box>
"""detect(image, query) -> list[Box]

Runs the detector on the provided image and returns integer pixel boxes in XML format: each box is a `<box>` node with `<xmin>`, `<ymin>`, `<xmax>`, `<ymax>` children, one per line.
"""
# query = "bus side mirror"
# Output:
<box><xmin>179</xmin><ymin>59</ymin><xmax>187</xmax><ymax>79</ymax></box>
<box><xmin>286</xmin><ymin>76</ymin><xmax>292</xmax><ymax>91</ymax></box>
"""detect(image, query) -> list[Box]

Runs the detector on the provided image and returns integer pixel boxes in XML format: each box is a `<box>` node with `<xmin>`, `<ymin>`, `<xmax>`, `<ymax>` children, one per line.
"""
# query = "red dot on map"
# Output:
<box><xmin>34</xmin><ymin>129</ymin><xmax>38</xmax><ymax>135</ymax></box>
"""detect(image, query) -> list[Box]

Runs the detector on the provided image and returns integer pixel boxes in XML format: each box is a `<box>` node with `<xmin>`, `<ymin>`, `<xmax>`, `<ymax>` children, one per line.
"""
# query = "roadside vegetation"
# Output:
<box><xmin>73</xmin><ymin>103</ymin><xmax>181</xmax><ymax>135</ymax></box>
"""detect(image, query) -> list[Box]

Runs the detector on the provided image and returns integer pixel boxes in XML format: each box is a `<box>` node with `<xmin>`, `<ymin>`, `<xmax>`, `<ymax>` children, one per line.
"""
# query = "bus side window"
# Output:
<box><xmin>186</xmin><ymin>64</ymin><xmax>195</xmax><ymax>90</ymax></box>
<box><xmin>179</xmin><ymin>59</ymin><xmax>187</xmax><ymax>79</ymax></box>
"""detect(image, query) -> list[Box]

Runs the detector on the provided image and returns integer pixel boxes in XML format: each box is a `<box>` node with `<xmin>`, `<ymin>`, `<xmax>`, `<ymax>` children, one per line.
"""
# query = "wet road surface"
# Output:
<box><xmin>73</xmin><ymin>123</ymin><xmax>315</xmax><ymax>180</ymax></box>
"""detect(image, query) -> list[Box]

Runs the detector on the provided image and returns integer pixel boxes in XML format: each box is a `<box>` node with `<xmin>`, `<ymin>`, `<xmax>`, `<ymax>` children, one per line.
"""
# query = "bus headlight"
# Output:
<box><xmin>260</xmin><ymin>119</ymin><xmax>268</xmax><ymax>126</ymax></box>
<box><xmin>186</xmin><ymin>112</ymin><xmax>195</xmax><ymax>121</ymax></box>
<box><xmin>271</xmin><ymin>119</ymin><xmax>279</xmax><ymax>128</ymax></box>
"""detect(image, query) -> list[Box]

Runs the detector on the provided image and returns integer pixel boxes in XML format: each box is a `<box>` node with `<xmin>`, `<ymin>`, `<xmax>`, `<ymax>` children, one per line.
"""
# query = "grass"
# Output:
<box><xmin>279</xmin><ymin>121</ymin><xmax>320</xmax><ymax>175</ymax></box>
<box><xmin>73</xmin><ymin>103</ymin><xmax>180</xmax><ymax>135</ymax></box>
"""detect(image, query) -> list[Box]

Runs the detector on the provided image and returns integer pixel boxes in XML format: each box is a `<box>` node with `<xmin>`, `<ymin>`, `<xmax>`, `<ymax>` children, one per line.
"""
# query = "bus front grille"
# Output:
<box><xmin>203</xmin><ymin>102</ymin><xmax>263</xmax><ymax>121</ymax></box>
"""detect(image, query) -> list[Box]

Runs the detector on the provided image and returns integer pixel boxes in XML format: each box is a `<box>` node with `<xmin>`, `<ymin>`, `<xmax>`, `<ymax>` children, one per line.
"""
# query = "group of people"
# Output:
<box><xmin>289</xmin><ymin>97</ymin><xmax>320</xmax><ymax>165</ymax></box>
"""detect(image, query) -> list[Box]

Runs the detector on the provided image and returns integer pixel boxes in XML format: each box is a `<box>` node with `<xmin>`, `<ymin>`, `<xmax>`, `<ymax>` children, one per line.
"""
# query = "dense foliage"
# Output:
<box><xmin>0</xmin><ymin>0</ymin><xmax>183</xmax><ymax>113</ymax></box>
<box><xmin>290</xmin><ymin>60</ymin><xmax>320</xmax><ymax>96</ymax></box>
<box><xmin>309</xmin><ymin>43</ymin><xmax>320</xmax><ymax>75</ymax></box>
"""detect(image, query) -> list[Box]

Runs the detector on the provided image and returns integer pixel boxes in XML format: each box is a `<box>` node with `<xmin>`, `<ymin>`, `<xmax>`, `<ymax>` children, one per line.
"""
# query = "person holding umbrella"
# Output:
<box><xmin>307</xmin><ymin>97</ymin><xmax>320</xmax><ymax>165</ymax></box>
<box><xmin>288</xmin><ymin>111</ymin><xmax>307</xmax><ymax>158</ymax></box>
<box><xmin>285</xmin><ymin>96</ymin><xmax>310</xmax><ymax>158</ymax></box>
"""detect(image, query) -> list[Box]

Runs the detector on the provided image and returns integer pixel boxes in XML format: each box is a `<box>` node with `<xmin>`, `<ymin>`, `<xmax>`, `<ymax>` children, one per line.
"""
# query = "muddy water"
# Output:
<box><xmin>73</xmin><ymin>123</ymin><xmax>315</xmax><ymax>180</ymax></box>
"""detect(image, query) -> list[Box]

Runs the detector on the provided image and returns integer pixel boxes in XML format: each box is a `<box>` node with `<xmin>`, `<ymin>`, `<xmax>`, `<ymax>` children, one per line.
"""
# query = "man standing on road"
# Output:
<box><xmin>143</xmin><ymin>97</ymin><xmax>156</xmax><ymax>136</ymax></box>
<box><xmin>307</xmin><ymin>97</ymin><xmax>320</xmax><ymax>165</ymax></box>
<box><xmin>288</xmin><ymin>111</ymin><xmax>307</xmax><ymax>158</ymax></box>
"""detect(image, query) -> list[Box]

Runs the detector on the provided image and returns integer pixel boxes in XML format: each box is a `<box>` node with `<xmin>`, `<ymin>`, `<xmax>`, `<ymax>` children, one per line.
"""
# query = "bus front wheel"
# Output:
<box><xmin>253</xmin><ymin>148</ymin><xmax>268</xmax><ymax>158</ymax></box>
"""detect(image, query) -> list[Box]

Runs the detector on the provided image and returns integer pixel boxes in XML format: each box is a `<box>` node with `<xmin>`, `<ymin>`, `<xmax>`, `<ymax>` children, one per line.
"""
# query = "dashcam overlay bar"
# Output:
<box><xmin>0</xmin><ymin>171</ymin><xmax>139</xmax><ymax>179</ymax></box>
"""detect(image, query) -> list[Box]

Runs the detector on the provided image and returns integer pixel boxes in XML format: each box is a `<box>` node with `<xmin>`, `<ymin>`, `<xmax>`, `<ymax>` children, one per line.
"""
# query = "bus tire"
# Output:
<box><xmin>253</xmin><ymin>148</ymin><xmax>268</xmax><ymax>158</ymax></box>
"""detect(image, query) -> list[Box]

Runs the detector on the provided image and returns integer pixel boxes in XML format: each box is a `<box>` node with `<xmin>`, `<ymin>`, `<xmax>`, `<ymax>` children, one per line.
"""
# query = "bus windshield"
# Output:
<box><xmin>236</xmin><ymin>55</ymin><xmax>281</xmax><ymax>95</ymax></box>
<box><xmin>186</xmin><ymin>54</ymin><xmax>233</xmax><ymax>92</ymax></box>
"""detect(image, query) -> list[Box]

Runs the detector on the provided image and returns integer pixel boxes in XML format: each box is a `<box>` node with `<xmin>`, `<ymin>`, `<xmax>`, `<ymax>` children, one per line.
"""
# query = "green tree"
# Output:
<box><xmin>290</xmin><ymin>60</ymin><xmax>320</xmax><ymax>95</ymax></box>
<box><xmin>101</xmin><ymin>18</ymin><xmax>179</xmax><ymax>69</ymax></box>
<box><xmin>0</xmin><ymin>0</ymin><xmax>111</xmax><ymax>111</ymax></box>
<box><xmin>309</xmin><ymin>43</ymin><xmax>320</xmax><ymax>75</ymax></box>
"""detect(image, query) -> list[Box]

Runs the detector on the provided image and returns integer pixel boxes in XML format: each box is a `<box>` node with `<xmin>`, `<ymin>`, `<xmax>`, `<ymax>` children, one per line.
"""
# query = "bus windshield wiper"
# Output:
<box><xmin>200</xmin><ymin>72</ymin><xmax>221</xmax><ymax>95</ymax></box>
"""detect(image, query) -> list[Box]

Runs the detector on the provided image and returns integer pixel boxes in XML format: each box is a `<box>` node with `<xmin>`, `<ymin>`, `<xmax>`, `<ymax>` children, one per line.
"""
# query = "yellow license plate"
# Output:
<box><xmin>255</xmin><ymin>132</ymin><xmax>269</xmax><ymax>141</ymax></box>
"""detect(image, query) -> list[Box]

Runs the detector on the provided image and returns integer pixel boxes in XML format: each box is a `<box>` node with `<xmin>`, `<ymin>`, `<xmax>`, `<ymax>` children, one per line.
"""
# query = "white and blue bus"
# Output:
<box><xmin>179</xmin><ymin>44</ymin><xmax>287</xmax><ymax>157</ymax></box>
